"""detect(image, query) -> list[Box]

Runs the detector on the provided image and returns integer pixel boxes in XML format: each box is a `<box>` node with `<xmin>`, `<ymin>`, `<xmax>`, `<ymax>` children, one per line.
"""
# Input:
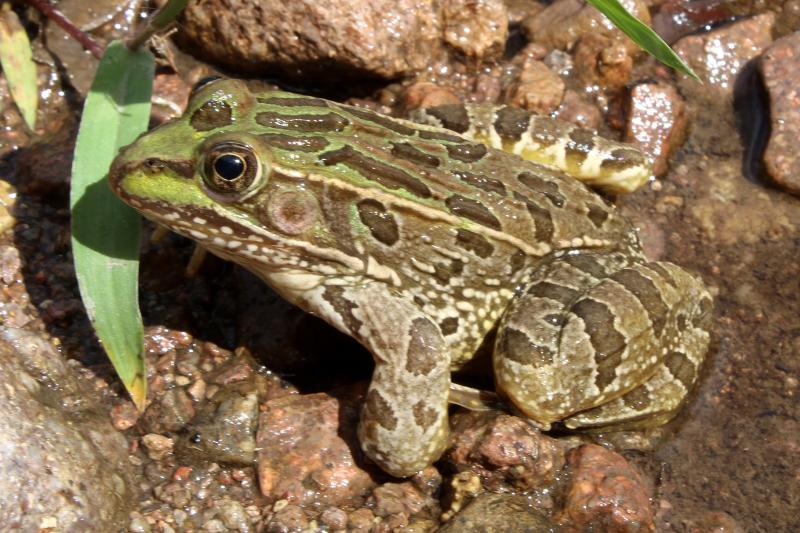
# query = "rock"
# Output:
<box><xmin>506</xmin><ymin>59</ymin><xmax>565</xmax><ymax>114</ymax></box>
<box><xmin>142</xmin><ymin>434</ymin><xmax>175</xmax><ymax>461</ymax></box>
<box><xmin>368</xmin><ymin>481</ymin><xmax>436</xmax><ymax>530</ymax></box>
<box><xmin>439</xmin><ymin>492</ymin><xmax>556</xmax><ymax>532</ymax></box>
<box><xmin>651</xmin><ymin>0</ymin><xmax>734</xmax><ymax>44</ymax></box>
<box><xmin>758</xmin><ymin>32</ymin><xmax>800</xmax><ymax>196</ymax></box>
<box><xmin>256</xmin><ymin>391</ymin><xmax>377</xmax><ymax>507</ymax></box>
<box><xmin>687</xmin><ymin>510</ymin><xmax>745</xmax><ymax>533</ymax></box>
<box><xmin>573</xmin><ymin>33</ymin><xmax>633</xmax><ymax>93</ymax></box>
<box><xmin>522</xmin><ymin>0</ymin><xmax>651</xmax><ymax>56</ymax></box>
<box><xmin>0</xmin><ymin>181</ymin><xmax>16</xmax><ymax>234</ymax></box>
<box><xmin>0</xmin><ymin>328</ymin><xmax>135</xmax><ymax>531</ymax></box>
<box><xmin>175</xmin><ymin>0</ymin><xmax>442</xmax><ymax>80</ymax></box>
<box><xmin>444</xmin><ymin>411</ymin><xmax>569</xmax><ymax>491</ymax></box>
<box><xmin>555</xmin><ymin>444</ymin><xmax>654</xmax><ymax>533</ymax></box>
<box><xmin>624</xmin><ymin>82</ymin><xmax>689</xmax><ymax>177</ymax></box>
<box><xmin>673</xmin><ymin>13</ymin><xmax>775</xmax><ymax>98</ymax></box>
<box><xmin>554</xmin><ymin>90</ymin><xmax>602</xmax><ymax>130</ymax></box>
<box><xmin>442</xmin><ymin>0</ymin><xmax>508</xmax><ymax>60</ymax></box>
<box><xmin>401</xmin><ymin>82</ymin><xmax>461</xmax><ymax>112</ymax></box>
<box><xmin>266</xmin><ymin>503</ymin><xmax>309</xmax><ymax>533</ymax></box>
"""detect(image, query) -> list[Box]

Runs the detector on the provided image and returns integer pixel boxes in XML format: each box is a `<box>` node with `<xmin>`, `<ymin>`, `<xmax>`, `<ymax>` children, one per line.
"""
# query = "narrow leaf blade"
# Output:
<box><xmin>587</xmin><ymin>0</ymin><xmax>701</xmax><ymax>81</ymax></box>
<box><xmin>0</xmin><ymin>8</ymin><xmax>38</xmax><ymax>129</ymax></box>
<box><xmin>70</xmin><ymin>41</ymin><xmax>154</xmax><ymax>410</ymax></box>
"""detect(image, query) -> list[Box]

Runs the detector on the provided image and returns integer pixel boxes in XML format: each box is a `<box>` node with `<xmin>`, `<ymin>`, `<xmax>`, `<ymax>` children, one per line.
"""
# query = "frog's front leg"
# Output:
<box><xmin>319</xmin><ymin>281</ymin><xmax>450</xmax><ymax>477</ymax></box>
<box><xmin>494</xmin><ymin>252</ymin><xmax>712</xmax><ymax>429</ymax></box>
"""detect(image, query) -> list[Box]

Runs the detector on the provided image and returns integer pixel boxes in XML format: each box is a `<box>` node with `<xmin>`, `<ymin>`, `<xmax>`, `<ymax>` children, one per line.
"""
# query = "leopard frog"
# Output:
<box><xmin>109</xmin><ymin>79</ymin><xmax>712</xmax><ymax>477</ymax></box>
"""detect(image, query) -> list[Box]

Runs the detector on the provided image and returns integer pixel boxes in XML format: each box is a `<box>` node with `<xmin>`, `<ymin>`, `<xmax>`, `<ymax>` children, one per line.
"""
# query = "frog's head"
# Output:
<box><xmin>109</xmin><ymin>78</ymin><xmax>363</xmax><ymax>283</ymax></box>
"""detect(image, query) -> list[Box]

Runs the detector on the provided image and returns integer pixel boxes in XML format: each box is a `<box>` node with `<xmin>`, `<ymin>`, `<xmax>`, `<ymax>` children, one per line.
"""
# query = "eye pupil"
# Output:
<box><xmin>214</xmin><ymin>154</ymin><xmax>245</xmax><ymax>180</ymax></box>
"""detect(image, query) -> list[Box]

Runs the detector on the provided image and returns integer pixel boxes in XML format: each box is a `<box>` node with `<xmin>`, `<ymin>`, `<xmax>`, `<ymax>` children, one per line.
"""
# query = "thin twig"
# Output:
<box><xmin>24</xmin><ymin>0</ymin><xmax>103</xmax><ymax>59</ymax></box>
<box><xmin>126</xmin><ymin>0</ymin><xmax>187</xmax><ymax>51</ymax></box>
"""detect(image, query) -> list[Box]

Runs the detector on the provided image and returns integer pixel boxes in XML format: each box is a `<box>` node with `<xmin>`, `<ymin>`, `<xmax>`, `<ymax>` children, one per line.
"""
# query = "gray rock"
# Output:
<box><xmin>0</xmin><ymin>328</ymin><xmax>136</xmax><ymax>531</ymax></box>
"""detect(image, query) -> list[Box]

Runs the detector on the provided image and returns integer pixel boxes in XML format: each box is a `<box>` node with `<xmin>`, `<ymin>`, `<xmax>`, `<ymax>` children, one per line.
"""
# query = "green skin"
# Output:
<box><xmin>110</xmin><ymin>79</ymin><xmax>712</xmax><ymax>477</ymax></box>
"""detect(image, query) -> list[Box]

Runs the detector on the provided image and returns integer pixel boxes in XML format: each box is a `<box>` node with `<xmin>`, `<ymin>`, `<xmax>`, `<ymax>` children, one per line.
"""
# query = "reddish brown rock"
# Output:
<box><xmin>175</xmin><ymin>0</ymin><xmax>443</xmax><ymax>80</ymax></box>
<box><xmin>624</xmin><ymin>82</ymin><xmax>689</xmax><ymax>177</ymax></box>
<box><xmin>442</xmin><ymin>0</ymin><xmax>508</xmax><ymax>60</ymax></box>
<box><xmin>673</xmin><ymin>13</ymin><xmax>774</xmax><ymax>97</ymax></box>
<box><xmin>445</xmin><ymin>411</ymin><xmax>569</xmax><ymax>491</ymax></box>
<box><xmin>506</xmin><ymin>59</ymin><xmax>565</xmax><ymax>114</ymax></box>
<box><xmin>652</xmin><ymin>0</ymin><xmax>734</xmax><ymax>44</ymax></box>
<box><xmin>556</xmin><ymin>444</ymin><xmax>654</xmax><ymax>533</ymax></box>
<box><xmin>522</xmin><ymin>0</ymin><xmax>651</xmax><ymax>56</ymax></box>
<box><xmin>256</xmin><ymin>392</ymin><xmax>376</xmax><ymax>507</ymax></box>
<box><xmin>759</xmin><ymin>32</ymin><xmax>800</xmax><ymax>196</ymax></box>
<box><xmin>555</xmin><ymin>90</ymin><xmax>602</xmax><ymax>130</ymax></box>
<box><xmin>401</xmin><ymin>82</ymin><xmax>461</xmax><ymax>112</ymax></box>
<box><xmin>573</xmin><ymin>33</ymin><xmax>633</xmax><ymax>93</ymax></box>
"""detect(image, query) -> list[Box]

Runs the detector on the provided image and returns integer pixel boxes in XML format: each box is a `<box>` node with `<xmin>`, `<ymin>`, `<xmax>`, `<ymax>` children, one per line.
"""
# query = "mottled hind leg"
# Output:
<box><xmin>321</xmin><ymin>282</ymin><xmax>451</xmax><ymax>477</ymax></box>
<box><xmin>494</xmin><ymin>252</ymin><xmax>712</xmax><ymax>429</ymax></box>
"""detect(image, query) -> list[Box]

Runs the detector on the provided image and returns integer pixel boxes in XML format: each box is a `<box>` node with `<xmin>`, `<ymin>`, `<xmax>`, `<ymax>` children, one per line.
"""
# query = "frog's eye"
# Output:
<box><xmin>203</xmin><ymin>141</ymin><xmax>261</xmax><ymax>196</ymax></box>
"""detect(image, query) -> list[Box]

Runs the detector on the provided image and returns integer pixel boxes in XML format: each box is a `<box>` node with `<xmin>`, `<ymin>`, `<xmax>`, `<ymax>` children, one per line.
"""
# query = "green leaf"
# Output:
<box><xmin>71</xmin><ymin>41</ymin><xmax>154</xmax><ymax>410</ymax></box>
<box><xmin>587</xmin><ymin>0</ymin><xmax>701</xmax><ymax>81</ymax></box>
<box><xmin>0</xmin><ymin>7</ymin><xmax>38</xmax><ymax>129</ymax></box>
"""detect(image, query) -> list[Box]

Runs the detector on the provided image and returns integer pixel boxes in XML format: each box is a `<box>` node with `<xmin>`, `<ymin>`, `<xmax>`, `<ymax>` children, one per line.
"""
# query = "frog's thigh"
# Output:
<box><xmin>494</xmin><ymin>255</ymin><xmax>712</xmax><ymax>428</ymax></box>
<box><xmin>329</xmin><ymin>283</ymin><xmax>450</xmax><ymax>477</ymax></box>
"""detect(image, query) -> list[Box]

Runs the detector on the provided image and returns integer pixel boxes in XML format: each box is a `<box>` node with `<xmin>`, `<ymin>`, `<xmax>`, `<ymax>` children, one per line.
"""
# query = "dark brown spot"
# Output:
<box><xmin>190</xmin><ymin>100</ymin><xmax>233</xmax><ymax>131</ymax></box>
<box><xmin>445</xmin><ymin>195</ymin><xmax>501</xmax><ymax>230</ymax></box>
<box><xmin>439</xmin><ymin>317</ymin><xmax>459</xmax><ymax>335</ymax></box>
<box><xmin>564</xmin><ymin>254</ymin><xmax>613</xmax><ymax>280</ymax></box>
<box><xmin>432</xmin><ymin>264</ymin><xmax>452</xmax><ymax>286</ymax></box>
<box><xmin>493</xmin><ymin>106</ymin><xmax>531</xmax><ymax>141</ymax></box>
<box><xmin>509</xmin><ymin>250</ymin><xmax>527</xmax><ymax>273</ymax></box>
<box><xmin>417</xmin><ymin>129</ymin><xmax>464</xmax><ymax>143</ymax></box>
<box><xmin>390</xmin><ymin>142</ymin><xmax>441</xmax><ymax>168</ymax></box>
<box><xmin>319</xmin><ymin>186</ymin><xmax>360</xmax><ymax>256</ymax></box>
<box><xmin>645</xmin><ymin>263</ymin><xmax>678</xmax><ymax>287</ymax></box>
<box><xmin>498</xmin><ymin>328</ymin><xmax>554</xmax><ymax>367</ymax></box>
<box><xmin>612</xmin><ymin>267</ymin><xmax>668</xmax><ymax>337</ymax></box>
<box><xmin>319</xmin><ymin>145</ymin><xmax>432</xmax><ymax>198</ymax></box>
<box><xmin>422</xmin><ymin>105</ymin><xmax>470</xmax><ymax>133</ymax></box>
<box><xmin>455</xmin><ymin>228</ymin><xmax>494</xmax><ymax>258</ymax></box>
<box><xmin>544</xmin><ymin>313</ymin><xmax>564</xmax><ymax>327</ymax></box>
<box><xmin>260</xmin><ymin>133</ymin><xmax>330</xmax><ymax>152</ymax></box>
<box><xmin>601</xmin><ymin>147</ymin><xmax>647</xmax><ymax>172</ymax></box>
<box><xmin>323</xmin><ymin>286</ymin><xmax>363</xmax><ymax>335</ymax></box>
<box><xmin>405</xmin><ymin>318</ymin><xmax>442</xmax><ymax>376</ymax></box>
<box><xmin>365</xmin><ymin>390</ymin><xmax>397</xmax><ymax>430</ymax></box>
<box><xmin>453</xmin><ymin>170</ymin><xmax>507</xmax><ymax>196</ymax></box>
<box><xmin>565</xmin><ymin>129</ymin><xmax>595</xmax><ymax>165</ymax></box>
<box><xmin>346</xmin><ymin>106</ymin><xmax>416</xmax><ymax>136</ymax></box>
<box><xmin>357</xmin><ymin>199</ymin><xmax>399</xmax><ymax>246</ymax></box>
<box><xmin>513</xmin><ymin>192</ymin><xmax>554</xmax><ymax>241</ymax></box>
<box><xmin>256</xmin><ymin>111</ymin><xmax>349</xmax><ymax>132</ymax></box>
<box><xmin>665</xmin><ymin>350</ymin><xmax>696</xmax><ymax>389</ymax></box>
<box><xmin>527</xmin><ymin>281</ymin><xmax>579</xmax><ymax>305</ymax></box>
<box><xmin>692</xmin><ymin>297</ymin><xmax>713</xmax><ymax>329</ymax></box>
<box><xmin>622</xmin><ymin>385</ymin><xmax>652</xmax><ymax>410</ymax></box>
<box><xmin>412</xmin><ymin>400</ymin><xmax>438</xmax><ymax>429</ymax></box>
<box><xmin>571</xmin><ymin>298</ymin><xmax>626</xmax><ymax>390</ymax></box>
<box><xmin>517</xmin><ymin>171</ymin><xmax>565</xmax><ymax>207</ymax></box>
<box><xmin>256</xmin><ymin>95</ymin><xmax>330</xmax><ymax>107</ymax></box>
<box><xmin>587</xmin><ymin>204</ymin><xmax>609</xmax><ymax>228</ymax></box>
<box><xmin>676</xmin><ymin>314</ymin><xmax>687</xmax><ymax>330</ymax></box>
<box><xmin>446</xmin><ymin>142</ymin><xmax>488</xmax><ymax>163</ymax></box>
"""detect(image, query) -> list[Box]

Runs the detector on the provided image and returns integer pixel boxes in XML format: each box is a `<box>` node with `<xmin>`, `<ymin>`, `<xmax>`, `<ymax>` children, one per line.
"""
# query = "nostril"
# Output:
<box><xmin>144</xmin><ymin>158</ymin><xmax>163</xmax><ymax>172</ymax></box>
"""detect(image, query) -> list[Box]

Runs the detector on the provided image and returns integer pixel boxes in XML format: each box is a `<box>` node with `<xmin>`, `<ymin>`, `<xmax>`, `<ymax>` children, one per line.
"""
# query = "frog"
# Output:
<box><xmin>109</xmin><ymin>78</ymin><xmax>713</xmax><ymax>478</ymax></box>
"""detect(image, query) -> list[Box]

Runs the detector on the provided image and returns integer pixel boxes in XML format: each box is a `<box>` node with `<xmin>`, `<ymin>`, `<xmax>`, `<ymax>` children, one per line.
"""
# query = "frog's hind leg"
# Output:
<box><xmin>319</xmin><ymin>281</ymin><xmax>451</xmax><ymax>477</ymax></box>
<box><xmin>411</xmin><ymin>104</ymin><xmax>652</xmax><ymax>193</ymax></box>
<box><xmin>494</xmin><ymin>252</ymin><xmax>712</xmax><ymax>430</ymax></box>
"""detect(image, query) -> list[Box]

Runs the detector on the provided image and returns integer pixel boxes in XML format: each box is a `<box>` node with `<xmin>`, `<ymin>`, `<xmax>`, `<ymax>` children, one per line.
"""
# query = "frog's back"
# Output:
<box><xmin>242</xmin><ymin>90</ymin><xmax>637</xmax><ymax>258</ymax></box>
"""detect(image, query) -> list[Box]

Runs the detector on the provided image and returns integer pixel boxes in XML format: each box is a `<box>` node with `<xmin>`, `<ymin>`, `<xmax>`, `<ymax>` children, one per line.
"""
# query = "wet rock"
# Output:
<box><xmin>0</xmin><ymin>328</ymin><xmax>135</xmax><ymax>531</ymax></box>
<box><xmin>439</xmin><ymin>492</ymin><xmax>556</xmax><ymax>532</ymax></box>
<box><xmin>175</xmin><ymin>0</ymin><xmax>443</xmax><ymax>80</ymax></box>
<box><xmin>401</xmin><ymin>82</ymin><xmax>461</xmax><ymax>112</ymax></box>
<box><xmin>758</xmin><ymin>32</ymin><xmax>800</xmax><ymax>195</ymax></box>
<box><xmin>624</xmin><ymin>82</ymin><xmax>689</xmax><ymax>177</ymax></box>
<box><xmin>142</xmin><ymin>433</ymin><xmax>175</xmax><ymax>461</ymax></box>
<box><xmin>687</xmin><ymin>510</ymin><xmax>745</xmax><ymax>533</ymax></box>
<box><xmin>266</xmin><ymin>503</ymin><xmax>309</xmax><ymax>533</ymax></box>
<box><xmin>652</xmin><ymin>0</ymin><xmax>735</xmax><ymax>44</ymax></box>
<box><xmin>506</xmin><ymin>59</ymin><xmax>565</xmax><ymax>114</ymax></box>
<box><xmin>140</xmin><ymin>386</ymin><xmax>196</xmax><ymax>433</ymax></box>
<box><xmin>256</xmin><ymin>391</ymin><xmax>377</xmax><ymax>507</ymax></box>
<box><xmin>573</xmin><ymin>33</ymin><xmax>633</xmax><ymax>93</ymax></box>
<box><xmin>0</xmin><ymin>181</ymin><xmax>16</xmax><ymax>234</ymax></box>
<box><xmin>555</xmin><ymin>444</ymin><xmax>654</xmax><ymax>533</ymax></box>
<box><xmin>673</xmin><ymin>13</ymin><xmax>775</xmax><ymax>97</ymax></box>
<box><xmin>368</xmin><ymin>481</ymin><xmax>437</xmax><ymax>530</ymax></box>
<box><xmin>555</xmin><ymin>90</ymin><xmax>603</xmax><ymax>130</ymax></box>
<box><xmin>12</xmin><ymin>125</ymin><xmax>77</xmax><ymax>196</ymax></box>
<box><xmin>522</xmin><ymin>0</ymin><xmax>651</xmax><ymax>55</ymax></box>
<box><xmin>444</xmin><ymin>411</ymin><xmax>569</xmax><ymax>491</ymax></box>
<box><xmin>442</xmin><ymin>0</ymin><xmax>508</xmax><ymax>60</ymax></box>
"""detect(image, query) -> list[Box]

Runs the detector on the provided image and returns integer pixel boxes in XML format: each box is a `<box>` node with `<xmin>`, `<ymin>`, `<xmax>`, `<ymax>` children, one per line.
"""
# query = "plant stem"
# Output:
<box><xmin>24</xmin><ymin>0</ymin><xmax>103</xmax><ymax>59</ymax></box>
<box><xmin>126</xmin><ymin>0</ymin><xmax>187</xmax><ymax>51</ymax></box>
